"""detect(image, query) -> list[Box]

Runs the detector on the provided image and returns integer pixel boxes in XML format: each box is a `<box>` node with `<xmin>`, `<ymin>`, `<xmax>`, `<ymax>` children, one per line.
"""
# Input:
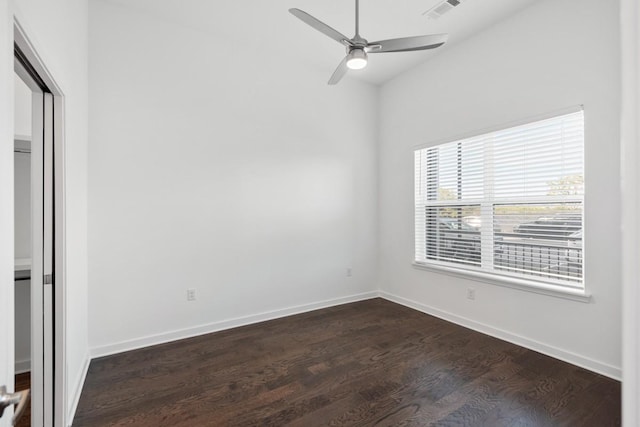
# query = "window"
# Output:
<box><xmin>414</xmin><ymin>110</ymin><xmax>584</xmax><ymax>291</ymax></box>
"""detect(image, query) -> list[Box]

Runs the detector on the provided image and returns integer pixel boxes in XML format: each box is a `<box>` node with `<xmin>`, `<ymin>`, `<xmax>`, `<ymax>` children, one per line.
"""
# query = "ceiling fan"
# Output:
<box><xmin>289</xmin><ymin>0</ymin><xmax>449</xmax><ymax>85</ymax></box>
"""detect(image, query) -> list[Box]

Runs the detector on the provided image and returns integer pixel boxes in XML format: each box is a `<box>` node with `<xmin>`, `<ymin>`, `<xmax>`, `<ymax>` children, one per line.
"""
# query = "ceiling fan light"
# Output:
<box><xmin>347</xmin><ymin>49</ymin><xmax>368</xmax><ymax>70</ymax></box>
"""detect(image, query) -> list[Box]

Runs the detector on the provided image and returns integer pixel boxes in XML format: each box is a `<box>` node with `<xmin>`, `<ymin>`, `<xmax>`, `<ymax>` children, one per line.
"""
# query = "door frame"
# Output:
<box><xmin>13</xmin><ymin>19</ymin><xmax>66</xmax><ymax>427</ymax></box>
<box><xmin>621</xmin><ymin>0</ymin><xmax>640</xmax><ymax>424</ymax></box>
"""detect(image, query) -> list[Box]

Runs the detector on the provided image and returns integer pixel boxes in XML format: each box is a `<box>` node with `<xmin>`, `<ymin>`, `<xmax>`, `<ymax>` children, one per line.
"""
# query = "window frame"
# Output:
<box><xmin>413</xmin><ymin>106</ymin><xmax>590</xmax><ymax>302</ymax></box>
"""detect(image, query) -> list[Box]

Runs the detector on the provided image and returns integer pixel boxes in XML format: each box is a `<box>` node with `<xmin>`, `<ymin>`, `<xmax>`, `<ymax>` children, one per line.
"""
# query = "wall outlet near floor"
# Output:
<box><xmin>187</xmin><ymin>288</ymin><xmax>196</xmax><ymax>301</ymax></box>
<box><xmin>467</xmin><ymin>288</ymin><xmax>476</xmax><ymax>300</ymax></box>
<box><xmin>346</xmin><ymin>268</ymin><xmax>353</xmax><ymax>277</ymax></box>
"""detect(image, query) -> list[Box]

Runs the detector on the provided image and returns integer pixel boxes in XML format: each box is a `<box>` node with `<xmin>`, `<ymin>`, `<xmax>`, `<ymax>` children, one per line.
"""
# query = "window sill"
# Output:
<box><xmin>412</xmin><ymin>261</ymin><xmax>591</xmax><ymax>303</ymax></box>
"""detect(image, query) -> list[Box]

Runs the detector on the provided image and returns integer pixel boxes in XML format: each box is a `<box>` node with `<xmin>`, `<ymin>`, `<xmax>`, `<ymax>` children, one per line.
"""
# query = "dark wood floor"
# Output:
<box><xmin>73</xmin><ymin>299</ymin><xmax>620</xmax><ymax>426</ymax></box>
<box><xmin>15</xmin><ymin>371</ymin><xmax>30</xmax><ymax>427</ymax></box>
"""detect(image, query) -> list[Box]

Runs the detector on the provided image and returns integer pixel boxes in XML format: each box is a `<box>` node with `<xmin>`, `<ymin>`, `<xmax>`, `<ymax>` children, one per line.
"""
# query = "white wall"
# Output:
<box><xmin>0</xmin><ymin>2</ymin><xmax>15</xmax><ymax>426</ymax></box>
<box><xmin>14</xmin><ymin>148</ymin><xmax>30</xmax><ymax>372</ymax></box>
<box><xmin>13</xmin><ymin>156</ymin><xmax>30</xmax><ymax>260</ymax></box>
<box><xmin>620</xmin><ymin>0</ymin><xmax>640</xmax><ymax>422</ymax></box>
<box><xmin>8</xmin><ymin>0</ymin><xmax>90</xmax><ymax>422</ymax></box>
<box><xmin>14</xmin><ymin>74</ymin><xmax>30</xmax><ymax>261</ymax></box>
<box><xmin>88</xmin><ymin>1</ymin><xmax>378</xmax><ymax>354</ymax></box>
<box><xmin>378</xmin><ymin>0</ymin><xmax>621</xmax><ymax>378</ymax></box>
<box><xmin>13</xmin><ymin>74</ymin><xmax>30</xmax><ymax>138</ymax></box>
<box><xmin>14</xmin><ymin>280</ymin><xmax>30</xmax><ymax>373</ymax></box>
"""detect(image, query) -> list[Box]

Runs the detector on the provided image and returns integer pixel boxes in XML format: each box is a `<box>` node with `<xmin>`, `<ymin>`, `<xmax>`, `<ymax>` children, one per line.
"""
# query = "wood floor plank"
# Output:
<box><xmin>14</xmin><ymin>372</ymin><xmax>30</xmax><ymax>427</ymax></box>
<box><xmin>73</xmin><ymin>299</ymin><xmax>620</xmax><ymax>426</ymax></box>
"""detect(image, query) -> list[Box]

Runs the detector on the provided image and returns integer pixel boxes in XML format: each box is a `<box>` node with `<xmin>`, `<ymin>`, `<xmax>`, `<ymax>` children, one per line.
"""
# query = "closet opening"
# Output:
<box><xmin>9</xmin><ymin>21</ymin><xmax>68</xmax><ymax>427</ymax></box>
<box><xmin>13</xmin><ymin>68</ymin><xmax>33</xmax><ymax>427</ymax></box>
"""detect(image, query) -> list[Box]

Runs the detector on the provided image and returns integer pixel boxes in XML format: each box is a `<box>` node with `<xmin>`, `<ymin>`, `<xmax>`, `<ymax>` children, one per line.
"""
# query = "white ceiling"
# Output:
<box><xmin>102</xmin><ymin>0</ymin><xmax>537</xmax><ymax>85</ymax></box>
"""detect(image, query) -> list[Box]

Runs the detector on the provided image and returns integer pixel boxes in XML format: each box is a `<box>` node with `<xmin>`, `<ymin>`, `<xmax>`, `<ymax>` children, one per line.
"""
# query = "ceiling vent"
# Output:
<box><xmin>424</xmin><ymin>0</ymin><xmax>463</xmax><ymax>20</ymax></box>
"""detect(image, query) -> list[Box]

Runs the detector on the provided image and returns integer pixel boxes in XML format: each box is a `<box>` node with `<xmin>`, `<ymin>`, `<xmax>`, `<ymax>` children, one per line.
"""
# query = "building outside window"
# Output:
<box><xmin>414</xmin><ymin>109</ymin><xmax>584</xmax><ymax>291</ymax></box>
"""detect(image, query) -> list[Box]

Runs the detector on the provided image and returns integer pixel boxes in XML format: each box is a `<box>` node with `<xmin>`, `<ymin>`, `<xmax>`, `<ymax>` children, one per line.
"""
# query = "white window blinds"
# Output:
<box><xmin>415</xmin><ymin>110</ymin><xmax>584</xmax><ymax>289</ymax></box>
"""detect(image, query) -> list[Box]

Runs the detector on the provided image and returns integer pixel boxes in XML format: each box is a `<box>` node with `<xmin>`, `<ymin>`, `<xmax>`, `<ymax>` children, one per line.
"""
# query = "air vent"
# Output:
<box><xmin>424</xmin><ymin>0</ymin><xmax>463</xmax><ymax>20</ymax></box>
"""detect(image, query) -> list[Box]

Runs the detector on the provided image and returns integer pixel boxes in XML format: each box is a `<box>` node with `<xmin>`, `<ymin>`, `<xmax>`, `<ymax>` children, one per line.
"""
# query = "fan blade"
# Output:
<box><xmin>366</xmin><ymin>34</ymin><xmax>448</xmax><ymax>53</ymax></box>
<box><xmin>289</xmin><ymin>9</ymin><xmax>353</xmax><ymax>47</ymax></box>
<box><xmin>328</xmin><ymin>56</ymin><xmax>349</xmax><ymax>85</ymax></box>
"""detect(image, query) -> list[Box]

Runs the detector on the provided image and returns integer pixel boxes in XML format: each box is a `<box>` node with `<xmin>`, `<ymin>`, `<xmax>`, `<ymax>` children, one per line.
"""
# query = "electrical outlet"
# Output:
<box><xmin>187</xmin><ymin>288</ymin><xmax>196</xmax><ymax>301</ymax></box>
<box><xmin>346</xmin><ymin>268</ymin><xmax>353</xmax><ymax>277</ymax></box>
<box><xmin>467</xmin><ymin>288</ymin><xmax>476</xmax><ymax>300</ymax></box>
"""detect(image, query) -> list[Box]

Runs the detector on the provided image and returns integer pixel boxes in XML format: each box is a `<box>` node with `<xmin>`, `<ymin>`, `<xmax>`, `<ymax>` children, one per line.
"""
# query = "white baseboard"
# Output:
<box><xmin>379</xmin><ymin>291</ymin><xmax>621</xmax><ymax>380</ymax></box>
<box><xmin>91</xmin><ymin>292</ymin><xmax>379</xmax><ymax>359</ymax></box>
<box><xmin>67</xmin><ymin>352</ymin><xmax>91</xmax><ymax>427</ymax></box>
<box><xmin>15</xmin><ymin>359</ymin><xmax>30</xmax><ymax>374</ymax></box>
<box><xmin>81</xmin><ymin>288</ymin><xmax>618</xmax><ymax>427</ymax></box>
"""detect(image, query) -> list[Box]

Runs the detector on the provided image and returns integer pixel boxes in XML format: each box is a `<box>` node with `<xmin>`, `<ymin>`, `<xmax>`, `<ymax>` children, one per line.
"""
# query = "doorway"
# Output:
<box><xmin>3</xmin><ymin>22</ymin><xmax>67</xmax><ymax>427</ymax></box>
<box><xmin>13</xmin><ymin>70</ymin><xmax>33</xmax><ymax>427</ymax></box>
<box><xmin>13</xmin><ymin>45</ymin><xmax>55</xmax><ymax>427</ymax></box>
